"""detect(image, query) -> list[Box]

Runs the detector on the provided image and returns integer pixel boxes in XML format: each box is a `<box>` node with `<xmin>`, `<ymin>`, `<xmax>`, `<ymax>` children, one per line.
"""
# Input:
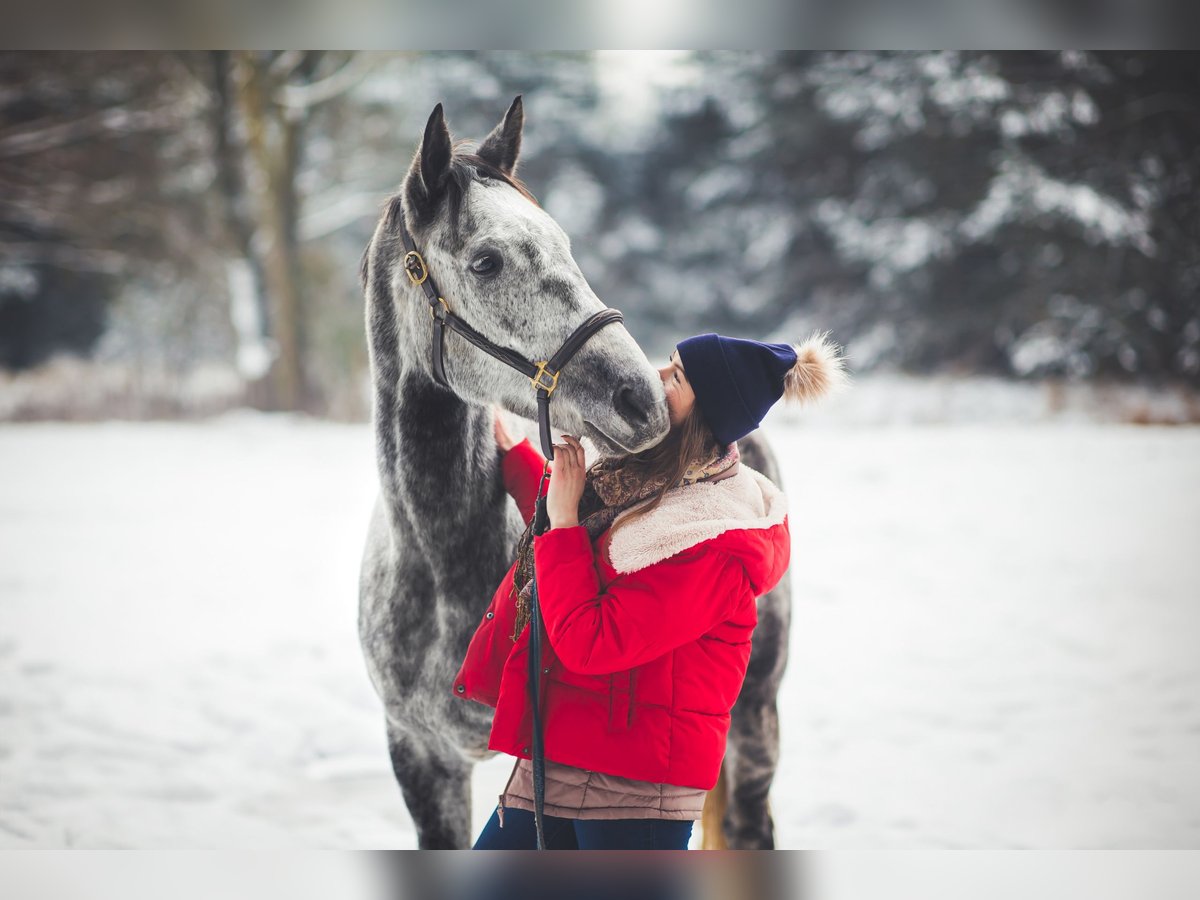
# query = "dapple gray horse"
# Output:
<box><xmin>358</xmin><ymin>97</ymin><xmax>791</xmax><ymax>849</ymax></box>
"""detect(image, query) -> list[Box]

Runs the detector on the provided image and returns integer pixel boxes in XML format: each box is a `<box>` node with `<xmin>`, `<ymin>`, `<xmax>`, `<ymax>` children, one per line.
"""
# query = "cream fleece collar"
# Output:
<box><xmin>604</xmin><ymin>463</ymin><xmax>788</xmax><ymax>575</ymax></box>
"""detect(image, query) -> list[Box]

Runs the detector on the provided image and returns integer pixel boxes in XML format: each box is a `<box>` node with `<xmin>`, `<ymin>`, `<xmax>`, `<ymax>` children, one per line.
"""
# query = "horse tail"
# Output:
<box><xmin>700</xmin><ymin>756</ymin><xmax>729</xmax><ymax>849</ymax></box>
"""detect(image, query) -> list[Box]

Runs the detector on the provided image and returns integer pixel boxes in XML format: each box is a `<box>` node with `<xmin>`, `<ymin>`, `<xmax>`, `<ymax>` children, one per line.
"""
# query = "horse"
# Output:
<box><xmin>357</xmin><ymin>96</ymin><xmax>792</xmax><ymax>849</ymax></box>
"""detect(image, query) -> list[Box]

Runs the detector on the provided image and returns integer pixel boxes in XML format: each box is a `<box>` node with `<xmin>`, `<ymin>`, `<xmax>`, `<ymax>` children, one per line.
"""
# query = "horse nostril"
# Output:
<box><xmin>614</xmin><ymin>383</ymin><xmax>651</xmax><ymax>425</ymax></box>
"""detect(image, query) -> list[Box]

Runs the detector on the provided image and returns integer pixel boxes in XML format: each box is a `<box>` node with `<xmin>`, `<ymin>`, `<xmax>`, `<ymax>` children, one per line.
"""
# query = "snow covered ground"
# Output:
<box><xmin>1</xmin><ymin>386</ymin><xmax>1198</xmax><ymax>848</ymax></box>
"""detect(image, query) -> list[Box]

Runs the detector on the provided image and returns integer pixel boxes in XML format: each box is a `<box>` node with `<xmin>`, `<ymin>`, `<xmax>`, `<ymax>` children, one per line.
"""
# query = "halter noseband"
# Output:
<box><xmin>398</xmin><ymin>217</ymin><xmax>624</xmax><ymax>462</ymax></box>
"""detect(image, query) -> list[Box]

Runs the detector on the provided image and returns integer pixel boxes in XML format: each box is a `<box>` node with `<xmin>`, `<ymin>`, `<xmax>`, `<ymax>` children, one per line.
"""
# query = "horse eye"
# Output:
<box><xmin>469</xmin><ymin>252</ymin><xmax>502</xmax><ymax>277</ymax></box>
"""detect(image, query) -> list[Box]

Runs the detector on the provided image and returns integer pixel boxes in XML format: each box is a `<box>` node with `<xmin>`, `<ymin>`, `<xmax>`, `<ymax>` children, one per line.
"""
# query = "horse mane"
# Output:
<box><xmin>441</xmin><ymin>150</ymin><xmax>541</xmax><ymax>239</ymax></box>
<box><xmin>448</xmin><ymin>141</ymin><xmax>539</xmax><ymax>207</ymax></box>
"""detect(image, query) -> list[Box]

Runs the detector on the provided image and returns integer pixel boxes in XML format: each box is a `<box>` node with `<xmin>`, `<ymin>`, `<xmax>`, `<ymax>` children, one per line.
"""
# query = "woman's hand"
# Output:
<box><xmin>546</xmin><ymin>434</ymin><xmax>586</xmax><ymax>529</ymax></box>
<box><xmin>493</xmin><ymin>405</ymin><xmax>520</xmax><ymax>454</ymax></box>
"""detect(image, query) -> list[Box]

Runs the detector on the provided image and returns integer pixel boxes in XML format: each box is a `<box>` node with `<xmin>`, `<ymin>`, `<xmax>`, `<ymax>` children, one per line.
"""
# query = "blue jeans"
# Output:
<box><xmin>473</xmin><ymin>805</ymin><xmax>694</xmax><ymax>850</ymax></box>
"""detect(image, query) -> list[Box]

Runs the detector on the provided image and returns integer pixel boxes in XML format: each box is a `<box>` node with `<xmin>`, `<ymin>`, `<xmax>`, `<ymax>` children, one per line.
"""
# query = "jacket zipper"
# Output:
<box><xmin>498</xmin><ymin>755</ymin><xmax>521</xmax><ymax>829</ymax></box>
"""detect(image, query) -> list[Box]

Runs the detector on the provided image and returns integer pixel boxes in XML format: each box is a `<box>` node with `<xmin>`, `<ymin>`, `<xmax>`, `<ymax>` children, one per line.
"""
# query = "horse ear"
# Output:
<box><xmin>405</xmin><ymin>103</ymin><xmax>452</xmax><ymax>225</ymax></box>
<box><xmin>476</xmin><ymin>95</ymin><xmax>523</xmax><ymax>176</ymax></box>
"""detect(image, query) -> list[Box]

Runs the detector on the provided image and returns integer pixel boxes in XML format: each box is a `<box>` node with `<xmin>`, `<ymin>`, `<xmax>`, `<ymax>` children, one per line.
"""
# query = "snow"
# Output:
<box><xmin>960</xmin><ymin>156</ymin><xmax>1153</xmax><ymax>253</ymax></box>
<box><xmin>1</xmin><ymin>389</ymin><xmax>1198</xmax><ymax>848</ymax></box>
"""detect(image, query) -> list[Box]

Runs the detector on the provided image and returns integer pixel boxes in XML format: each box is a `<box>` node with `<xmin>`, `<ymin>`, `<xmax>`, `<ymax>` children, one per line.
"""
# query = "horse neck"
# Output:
<box><xmin>375</xmin><ymin>365</ymin><xmax>503</xmax><ymax>550</ymax></box>
<box><xmin>364</xmin><ymin>223</ymin><xmax>506</xmax><ymax>570</ymax></box>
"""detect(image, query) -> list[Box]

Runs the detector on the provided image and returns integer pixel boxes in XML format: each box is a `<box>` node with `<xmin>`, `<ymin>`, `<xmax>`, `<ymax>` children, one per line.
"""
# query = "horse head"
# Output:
<box><xmin>369</xmin><ymin>96</ymin><xmax>670</xmax><ymax>456</ymax></box>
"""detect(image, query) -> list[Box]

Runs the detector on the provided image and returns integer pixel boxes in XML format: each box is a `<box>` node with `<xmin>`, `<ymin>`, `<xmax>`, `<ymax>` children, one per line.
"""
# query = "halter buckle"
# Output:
<box><xmin>428</xmin><ymin>297</ymin><xmax>450</xmax><ymax>320</ymax></box>
<box><xmin>530</xmin><ymin>361</ymin><xmax>560</xmax><ymax>396</ymax></box>
<box><xmin>403</xmin><ymin>250</ymin><xmax>429</xmax><ymax>286</ymax></box>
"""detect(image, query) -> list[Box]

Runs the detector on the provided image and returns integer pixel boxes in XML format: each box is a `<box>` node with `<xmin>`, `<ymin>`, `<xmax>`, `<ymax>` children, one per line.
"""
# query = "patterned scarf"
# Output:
<box><xmin>508</xmin><ymin>439</ymin><xmax>741</xmax><ymax>641</ymax></box>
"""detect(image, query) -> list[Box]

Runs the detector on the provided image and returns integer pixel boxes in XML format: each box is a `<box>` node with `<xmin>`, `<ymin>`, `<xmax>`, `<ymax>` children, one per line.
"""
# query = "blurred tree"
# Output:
<box><xmin>1027</xmin><ymin>51</ymin><xmax>1200</xmax><ymax>383</ymax></box>
<box><xmin>0</xmin><ymin>52</ymin><xmax>213</xmax><ymax>371</ymax></box>
<box><xmin>3</xmin><ymin>51</ymin><xmax>1196</xmax><ymax>420</ymax></box>
<box><xmin>208</xmin><ymin>50</ymin><xmax>369</xmax><ymax>412</ymax></box>
<box><xmin>661</xmin><ymin>51</ymin><xmax>1200</xmax><ymax>384</ymax></box>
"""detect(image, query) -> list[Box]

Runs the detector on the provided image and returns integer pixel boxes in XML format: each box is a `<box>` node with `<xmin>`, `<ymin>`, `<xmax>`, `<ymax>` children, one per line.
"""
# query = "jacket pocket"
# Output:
<box><xmin>607</xmin><ymin>669</ymin><xmax>634</xmax><ymax>732</ymax></box>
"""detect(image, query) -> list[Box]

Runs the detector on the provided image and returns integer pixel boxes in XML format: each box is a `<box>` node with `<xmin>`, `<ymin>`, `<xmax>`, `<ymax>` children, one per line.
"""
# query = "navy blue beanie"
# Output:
<box><xmin>675</xmin><ymin>331</ymin><xmax>848</xmax><ymax>445</ymax></box>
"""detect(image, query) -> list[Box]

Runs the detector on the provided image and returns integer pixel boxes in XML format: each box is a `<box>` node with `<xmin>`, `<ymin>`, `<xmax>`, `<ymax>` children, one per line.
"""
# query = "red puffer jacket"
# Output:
<box><xmin>451</xmin><ymin>436</ymin><xmax>790</xmax><ymax>790</ymax></box>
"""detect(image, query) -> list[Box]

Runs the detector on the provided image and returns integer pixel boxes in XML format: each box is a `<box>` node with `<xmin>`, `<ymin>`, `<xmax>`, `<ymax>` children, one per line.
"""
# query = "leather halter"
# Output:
<box><xmin>397</xmin><ymin>218</ymin><xmax>624</xmax><ymax>462</ymax></box>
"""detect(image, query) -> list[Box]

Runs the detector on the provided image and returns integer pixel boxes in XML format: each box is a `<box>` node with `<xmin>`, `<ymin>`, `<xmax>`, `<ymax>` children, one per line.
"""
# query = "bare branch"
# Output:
<box><xmin>268</xmin><ymin>50</ymin><xmax>307</xmax><ymax>80</ymax></box>
<box><xmin>274</xmin><ymin>52</ymin><xmax>376</xmax><ymax>113</ymax></box>
<box><xmin>0</xmin><ymin>105</ymin><xmax>172</xmax><ymax>159</ymax></box>
<box><xmin>0</xmin><ymin>241</ymin><xmax>126</xmax><ymax>274</ymax></box>
<box><xmin>299</xmin><ymin>190</ymin><xmax>390</xmax><ymax>241</ymax></box>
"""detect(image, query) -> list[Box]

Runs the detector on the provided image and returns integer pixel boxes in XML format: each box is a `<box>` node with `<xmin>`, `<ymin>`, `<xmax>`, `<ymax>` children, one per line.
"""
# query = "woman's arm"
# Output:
<box><xmin>495</xmin><ymin>408</ymin><xmax>552</xmax><ymax>524</ymax></box>
<box><xmin>531</xmin><ymin>526</ymin><xmax>747</xmax><ymax>675</ymax></box>
<box><xmin>501</xmin><ymin>437</ymin><xmax>551</xmax><ymax>524</ymax></box>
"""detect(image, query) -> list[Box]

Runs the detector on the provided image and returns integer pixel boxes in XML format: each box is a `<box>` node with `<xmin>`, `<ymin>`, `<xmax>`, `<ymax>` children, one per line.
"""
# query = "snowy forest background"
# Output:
<box><xmin>2</xmin><ymin>50</ymin><xmax>1199</xmax><ymax>421</ymax></box>
<box><xmin>2</xmin><ymin>52</ymin><xmax>1199</xmax><ymax>850</ymax></box>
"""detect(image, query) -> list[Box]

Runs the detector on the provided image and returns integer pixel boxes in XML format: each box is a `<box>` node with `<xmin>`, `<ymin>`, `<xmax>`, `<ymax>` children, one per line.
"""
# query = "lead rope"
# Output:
<box><xmin>527</xmin><ymin>461</ymin><xmax>552</xmax><ymax>849</ymax></box>
<box><xmin>528</xmin><ymin>462</ymin><xmax>554</xmax><ymax>849</ymax></box>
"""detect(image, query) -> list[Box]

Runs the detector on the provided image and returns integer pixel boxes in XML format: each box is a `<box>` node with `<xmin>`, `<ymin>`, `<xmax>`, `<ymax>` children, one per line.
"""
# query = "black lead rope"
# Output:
<box><xmin>528</xmin><ymin>465</ymin><xmax>552</xmax><ymax>849</ymax></box>
<box><xmin>396</xmin><ymin>213</ymin><xmax>625</xmax><ymax>848</ymax></box>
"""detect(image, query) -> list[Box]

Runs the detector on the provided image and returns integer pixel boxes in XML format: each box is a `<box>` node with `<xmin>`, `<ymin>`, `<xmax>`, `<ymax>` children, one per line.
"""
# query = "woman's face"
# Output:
<box><xmin>659</xmin><ymin>348</ymin><xmax>696</xmax><ymax>429</ymax></box>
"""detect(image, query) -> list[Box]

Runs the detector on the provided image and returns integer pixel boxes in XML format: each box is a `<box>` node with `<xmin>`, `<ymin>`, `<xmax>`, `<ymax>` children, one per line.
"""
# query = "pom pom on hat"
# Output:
<box><xmin>782</xmin><ymin>329</ymin><xmax>852</xmax><ymax>406</ymax></box>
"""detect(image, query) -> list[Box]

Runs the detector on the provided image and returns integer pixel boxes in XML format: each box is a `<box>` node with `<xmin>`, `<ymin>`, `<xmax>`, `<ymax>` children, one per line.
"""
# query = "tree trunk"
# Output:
<box><xmin>209</xmin><ymin>51</ymin><xmax>274</xmax><ymax>409</ymax></box>
<box><xmin>235</xmin><ymin>53</ymin><xmax>308</xmax><ymax>412</ymax></box>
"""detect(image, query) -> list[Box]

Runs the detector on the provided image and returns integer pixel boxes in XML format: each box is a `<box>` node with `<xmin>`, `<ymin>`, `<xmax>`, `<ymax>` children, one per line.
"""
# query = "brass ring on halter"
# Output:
<box><xmin>403</xmin><ymin>250</ymin><xmax>429</xmax><ymax>286</ymax></box>
<box><xmin>530</xmin><ymin>361</ymin><xmax>560</xmax><ymax>396</ymax></box>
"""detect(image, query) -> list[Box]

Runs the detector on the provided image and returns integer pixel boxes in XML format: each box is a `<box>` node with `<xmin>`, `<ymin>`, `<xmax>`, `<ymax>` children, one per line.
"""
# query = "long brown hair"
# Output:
<box><xmin>596</xmin><ymin>402</ymin><xmax>721</xmax><ymax>544</ymax></box>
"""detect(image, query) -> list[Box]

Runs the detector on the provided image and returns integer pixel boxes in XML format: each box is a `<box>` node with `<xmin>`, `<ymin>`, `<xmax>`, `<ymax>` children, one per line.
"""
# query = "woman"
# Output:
<box><xmin>453</xmin><ymin>330</ymin><xmax>849</xmax><ymax>850</ymax></box>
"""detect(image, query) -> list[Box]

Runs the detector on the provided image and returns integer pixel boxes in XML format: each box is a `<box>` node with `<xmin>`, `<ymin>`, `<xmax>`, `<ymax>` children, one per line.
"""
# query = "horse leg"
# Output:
<box><xmin>722</xmin><ymin>696</ymin><xmax>781</xmax><ymax>849</ymax></box>
<box><xmin>386</xmin><ymin>721</ymin><xmax>473</xmax><ymax>849</ymax></box>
